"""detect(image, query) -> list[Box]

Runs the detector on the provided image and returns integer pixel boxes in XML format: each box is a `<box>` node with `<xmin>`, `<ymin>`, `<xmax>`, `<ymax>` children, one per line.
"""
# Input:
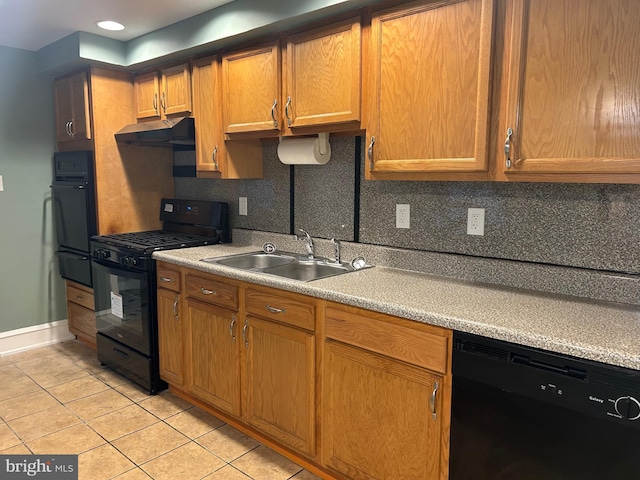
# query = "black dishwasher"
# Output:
<box><xmin>450</xmin><ymin>331</ymin><xmax>640</xmax><ymax>480</ymax></box>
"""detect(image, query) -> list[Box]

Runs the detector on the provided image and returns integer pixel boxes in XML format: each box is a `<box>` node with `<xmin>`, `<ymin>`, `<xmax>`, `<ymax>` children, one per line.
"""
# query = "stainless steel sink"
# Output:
<box><xmin>206</xmin><ymin>252</ymin><xmax>297</xmax><ymax>269</ymax></box>
<box><xmin>201</xmin><ymin>251</ymin><xmax>369</xmax><ymax>282</ymax></box>
<box><xmin>261</xmin><ymin>260</ymin><xmax>351</xmax><ymax>282</ymax></box>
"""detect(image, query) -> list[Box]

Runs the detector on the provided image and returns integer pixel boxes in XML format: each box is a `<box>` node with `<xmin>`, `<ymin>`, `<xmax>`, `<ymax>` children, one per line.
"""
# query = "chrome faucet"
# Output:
<box><xmin>331</xmin><ymin>238</ymin><xmax>341</xmax><ymax>264</ymax></box>
<box><xmin>298</xmin><ymin>229</ymin><xmax>316</xmax><ymax>259</ymax></box>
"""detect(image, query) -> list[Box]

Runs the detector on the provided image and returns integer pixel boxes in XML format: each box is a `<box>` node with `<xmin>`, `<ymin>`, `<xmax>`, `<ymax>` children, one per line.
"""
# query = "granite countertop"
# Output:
<box><xmin>153</xmin><ymin>244</ymin><xmax>640</xmax><ymax>371</ymax></box>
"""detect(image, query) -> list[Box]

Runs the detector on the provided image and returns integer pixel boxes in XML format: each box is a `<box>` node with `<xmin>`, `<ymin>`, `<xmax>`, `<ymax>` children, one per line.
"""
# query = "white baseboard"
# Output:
<box><xmin>0</xmin><ymin>320</ymin><xmax>76</xmax><ymax>357</ymax></box>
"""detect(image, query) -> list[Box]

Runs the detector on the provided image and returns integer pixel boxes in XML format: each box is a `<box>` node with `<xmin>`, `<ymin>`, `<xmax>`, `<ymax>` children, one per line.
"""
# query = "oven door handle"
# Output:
<box><xmin>51</xmin><ymin>183</ymin><xmax>87</xmax><ymax>189</ymax></box>
<box><xmin>56</xmin><ymin>251</ymin><xmax>90</xmax><ymax>261</ymax></box>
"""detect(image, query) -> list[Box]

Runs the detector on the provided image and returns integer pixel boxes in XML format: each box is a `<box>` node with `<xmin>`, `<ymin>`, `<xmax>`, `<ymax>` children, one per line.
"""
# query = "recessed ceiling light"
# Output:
<box><xmin>96</xmin><ymin>20</ymin><xmax>125</xmax><ymax>31</ymax></box>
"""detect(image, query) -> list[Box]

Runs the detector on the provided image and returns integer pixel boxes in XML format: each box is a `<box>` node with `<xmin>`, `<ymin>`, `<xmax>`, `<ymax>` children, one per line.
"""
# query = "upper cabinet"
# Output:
<box><xmin>191</xmin><ymin>55</ymin><xmax>263</xmax><ymax>178</ymax></box>
<box><xmin>364</xmin><ymin>0</ymin><xmax>495</xmax><ymax>181</ymax></box>
<box><xmin>284</xmin><ymin>17</ymin><xmax>361</xmax><ymax>131</ymax></box>
<box><xmin>221</xmin><ymin>17</ymin><xmax>362</xmax><ymax>137</ymax></box>
<box><xmin>54</xmin><ymin>71</ymin><xmax>92</xmax><ymax>144</ymax></box>
<box><xmin>222</xmin><ymin>42</ymin><xmax>282</xmax><ymax>135</ymax></box>
<box><xmin>134</xmin><ymin>63</ymin><xmax>192</xmax><ymax>120</ymax></box>
<box><xmin>499</xmin><ymin>0</ymin><xmax>640</xmax><ymax>182</ymax></box>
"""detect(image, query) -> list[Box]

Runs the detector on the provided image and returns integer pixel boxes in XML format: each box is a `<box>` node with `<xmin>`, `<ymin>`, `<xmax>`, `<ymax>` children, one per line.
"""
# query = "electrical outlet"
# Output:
<box><xmin>239</xmin><ymin>197</ymin><xmax>248</xmax><ymax>216</ymax></box>
<box><xmin>467</xmin><ymin>208</ymin><xmax>485</xmax><ymax>235</ymax></box>
<box><xmin>396</xmin><ymin>204</ymin><xmax>410</xmax><ymax>229</ymax></box>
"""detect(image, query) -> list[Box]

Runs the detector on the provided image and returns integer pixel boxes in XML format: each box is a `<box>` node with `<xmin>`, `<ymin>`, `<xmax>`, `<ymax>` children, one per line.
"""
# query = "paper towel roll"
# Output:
<box><xmin>277</xmin><ymin>135</ymin><xmax>331</xmax><ymax>165</ymax></box>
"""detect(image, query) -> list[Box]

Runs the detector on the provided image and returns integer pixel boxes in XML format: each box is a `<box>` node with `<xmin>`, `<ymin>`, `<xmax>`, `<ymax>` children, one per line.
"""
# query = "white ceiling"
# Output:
<box><xmin>0</xmin><ymin>0</ymin><xmax>236</xmax><ymax>51</ymax></box>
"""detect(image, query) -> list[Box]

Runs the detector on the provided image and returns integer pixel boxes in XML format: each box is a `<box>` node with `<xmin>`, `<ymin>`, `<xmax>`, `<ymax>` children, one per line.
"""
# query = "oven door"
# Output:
<box><xmin>51</xmin><ymin>181</ymin><xmax>94</xmax><ymax>252</ymax></box>
<box><xmin>92</xmin><ymin>259</ymin><xmax>151</xmax><ymax>356</ymax></box>
<box><xmin>56</xmin><ymin>249</ymin><xmax>92</xmax><ymax>287</ymax></box>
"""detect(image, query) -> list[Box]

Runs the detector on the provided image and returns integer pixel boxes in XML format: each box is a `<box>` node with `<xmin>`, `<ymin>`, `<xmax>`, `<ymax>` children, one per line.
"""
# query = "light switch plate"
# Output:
<box><xmin>0</xmin><ymin>175</ymin><xmax>3</xmax><ymax>192</ymax></box>
<box><xmin>239</xmin><ymin>197</ymin><xmax>247</xmax><ymax>216</ymax></box>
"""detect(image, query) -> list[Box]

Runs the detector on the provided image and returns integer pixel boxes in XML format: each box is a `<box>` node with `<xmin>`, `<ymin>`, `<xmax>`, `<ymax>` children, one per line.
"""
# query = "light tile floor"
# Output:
<box><xmin>0</xmin><ymin>340</ymin><xmax>323</xmax><ymax>480</ymax></box>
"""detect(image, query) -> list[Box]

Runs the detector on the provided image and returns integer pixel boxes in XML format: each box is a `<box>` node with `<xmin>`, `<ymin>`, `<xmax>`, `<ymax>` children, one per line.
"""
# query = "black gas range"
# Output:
<box><xmin>90</xmin><ymin>198</ymin><xmax>229</xmax><ymax>394</ymax></box>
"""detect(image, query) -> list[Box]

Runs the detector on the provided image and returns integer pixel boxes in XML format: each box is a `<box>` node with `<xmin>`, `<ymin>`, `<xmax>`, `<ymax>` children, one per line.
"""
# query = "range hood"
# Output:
<box><xmin>115</xmin><ymin>117</ymin><xmax>195</xmax><ymax>147</ymax></box>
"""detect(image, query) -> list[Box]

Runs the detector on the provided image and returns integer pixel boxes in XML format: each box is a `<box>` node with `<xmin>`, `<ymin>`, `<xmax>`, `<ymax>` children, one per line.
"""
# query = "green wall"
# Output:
<box><xmin>0</xmin><ymin>46</ymin><xmax>66</xmax><ymax>333</ymax></box>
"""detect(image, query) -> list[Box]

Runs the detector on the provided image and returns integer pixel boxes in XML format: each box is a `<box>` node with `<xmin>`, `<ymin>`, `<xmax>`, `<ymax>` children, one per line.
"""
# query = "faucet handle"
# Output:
<box><xmin>331</xmin><ymin>238</ymin><xmax>341</xmax><ymax>263</ymax></box>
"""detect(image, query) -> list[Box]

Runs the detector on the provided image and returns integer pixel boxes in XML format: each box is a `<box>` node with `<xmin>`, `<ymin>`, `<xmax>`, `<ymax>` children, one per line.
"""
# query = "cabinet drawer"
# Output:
<box><xmin>185</xmin><ymin>274</ymin><xmax>238</xmax><ymax>309</ymax></box>
<box><xmin>325</xmin><ymin>305</ymin><xmax>449</xmax><ymax>374</ymax></box>
<box><xmin>67</xmin><ymin>302</ymin><xmax>96</xmax><ymax>338</ymax></box>
<box><xmin>66</xmin><ymin>283</ymin><xmax>94</xmax><ymax>310</ymax></box>
<box><xmin>157</xmin><ymin>265</ymin><xmax>181</xmax><ymax>292</ymax></box>
<box><xmin>246</xmin><ymin>288</ymin><xmax>315</xmax><ymax>331</ymax></box>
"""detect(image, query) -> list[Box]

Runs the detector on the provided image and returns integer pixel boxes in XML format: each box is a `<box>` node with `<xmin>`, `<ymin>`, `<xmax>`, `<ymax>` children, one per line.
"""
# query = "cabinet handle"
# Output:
<box><xmin>75</xmin><ymin>295</ymin><xmax>84</xmax><ymax>301</ymax></box>
<box><xmin>229</xmin><ymin>316</ymin><xmax>237</xmax><ymax>343</ymax></box>
<box><xmin>265</xmin><ymin>304</ymin><xmax>285</xmax><ymax>314</ymax></box>
<box><xmin>153</xmin><ymin>93</ymin><xmax>158</xmax><ymax>114</ymax></box>
<box><xmin>159</xmin><ymin>276</ymin><xmax>173</xmax><ymax>283</ymax></box>
<box><xmin>271</xmin><ymin>99</ymin><xmax>278</xmax><ymax>128</ymax></box>
<box><xmin>504</xmin><ymin>127</ymin><xmax>513</xmax><ymax>169</ymax></box>
<box><xmin>200</xmin><ymin>287</ymin><xmax>217</xmax><ymax>295</ymax></box>
<box><xmin>242</xmin><ymin>318</ymin><xmax>249</xmax><ymax>348</ymax></box>
<box><xmin>172</xmin><ymin>295</ymin><xmax>179</xmax><ymax>321</ymax></box>
<box><xmin>430</xmin><ymin>381</ymin><xmax>439</xmax><ymax>420</ymax></box>
<box><xmin>367</xmin><ymin>136</ymin><xmax>375</xmax><ymax>170</ymax></box>
<box><xmin>160</xmin><ymin>92</ymin><xmax>166</xmax><ymax>112</ymax></box>
<box><xmin>65</xmin><ymin>120</ymin><xmax>71</xmax><ymax>137</ymax></box>
<box><xmin>212</xmin><ymin>146</ymin><xmax>219</xmax><ymax>170</ymax></box>
<box><xmin>68</xmin><ymin>120</ymin><xmax>75</xmax><ymax>138</ymax></box>
<box><xmin>284</xmin><ymin>96</ymin><xmax>292</xmax><ymax>126</ymax></box>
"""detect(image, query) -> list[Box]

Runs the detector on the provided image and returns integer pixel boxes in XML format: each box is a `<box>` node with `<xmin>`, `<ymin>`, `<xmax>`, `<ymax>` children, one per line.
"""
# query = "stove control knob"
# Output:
<box><xmin>614</xmin><ymin>396</ymin><xmax>640</xmax><ymax>420</ymax></box>
<box><xmin>94</xmin><ymin>249</ymin><xmax>111</xmax><ymax>260</ymax></box>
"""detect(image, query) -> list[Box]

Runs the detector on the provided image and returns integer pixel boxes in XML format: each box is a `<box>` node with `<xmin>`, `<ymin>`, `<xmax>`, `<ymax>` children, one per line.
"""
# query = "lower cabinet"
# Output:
<box><xmin>157</xmin><ymin>265</ymin><xmax>452</xmax><ymax>480</ymax></box>
<box><xmin>65</xmin><ymin>280</ymin><xmax>96</xmax><ymax>348</ymax></box>
<box><xmin>244</xmin><ymin>286</ymin><xmax>316</xmax><ymax>456</ymax></box>
<box><xmin>186</xmin><ymin>298</ymin><xmax>242</xmax><ymax>416</ymax></box>
<box><xmin>322</xmin><ymin>303</ymin><xmax>451</xmax><ymax>480</ymax></box>
<box><xmin>157</xmin><ymin>264</ymin><xmax>184</xmax><ymax>387</ymax></box>
<box><xmin>182</xmin><ymin>273</ymin><xmax>242</xmax><ymax>416</ymax></box>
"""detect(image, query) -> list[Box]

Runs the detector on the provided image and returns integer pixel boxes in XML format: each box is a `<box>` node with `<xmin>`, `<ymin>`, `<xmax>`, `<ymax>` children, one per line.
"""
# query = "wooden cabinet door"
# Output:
<box><xmin>54</xmin><ymin>77</ymin><xmax>73</xmax><ymax>143</ymax></box>
<box><xmin>134</xmin><ymin>72</ymin><xmax>160</xmax><ymax>120</ymax></box>
<box><xmin>161</xmin><ymin>63</ymin><xmax>192</xmax><ymax>117</ymax></box>
<box><xmin>192</xmin><ymin>56</ymin><xmax>264</xmax><ymax>179</ymax></box>
<box><xmin>68</xmin><ymin>71</ymin><xmax>91</xmax><ymax>142</ymax></box>
<box><xmin>502</xmin><ymin>0</ymin><xmax>640</xmax><ymax>179</ymax></box>
<box><xmin>186</xmin><ymin>299</ymin><xmax>242</xmax><ymax>416</ymax></box>
<box><xmin>222</xmin><ymin>42</ymin><xmax>281</xmax><ymax>135</ymax></box>
<box><xmin>157</xmin><ymin>288</ymin><xmax>183</xmax><ymax>386</ymax></box>
<box><xmin>323</xmin><ymin>340</ymin><xmax>444</xmax><ymax>480</ymax></box>
<box><xmin>284</xmin><ymin>17</ymin><xmax>361</xmax><ymax>129</ymax></box>
<box><xmin>365</xmin><ymin>0</ymin><xmax>494</xmax><ymax>179</ymax></box>
<box><xmin>245</xmin><ymin>315</ymin><xmax>315</xmax><ymax>456</ymax></box>
<box><xmin>54</xmin><ymin>71</ymin><xmax>91</xmax><ymax>143</ymax></box>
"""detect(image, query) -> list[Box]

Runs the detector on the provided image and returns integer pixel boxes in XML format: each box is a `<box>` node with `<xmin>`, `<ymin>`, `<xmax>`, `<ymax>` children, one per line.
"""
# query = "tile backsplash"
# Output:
<box><xmin>175</xmin><ymin>136</ymin><xmax>640</xmax><ymax>274</ymax></box>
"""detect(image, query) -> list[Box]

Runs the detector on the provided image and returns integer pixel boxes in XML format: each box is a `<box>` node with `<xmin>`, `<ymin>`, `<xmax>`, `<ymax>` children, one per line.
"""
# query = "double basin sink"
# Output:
<box><xmin>201</xmin><ymin>251</ymin><xmax>369</xmax><ymax>282</ymax></box>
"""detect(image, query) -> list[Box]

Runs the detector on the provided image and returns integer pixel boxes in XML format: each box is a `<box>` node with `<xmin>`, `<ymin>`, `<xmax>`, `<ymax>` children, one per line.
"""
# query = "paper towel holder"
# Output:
<box><xmin>316</xmin><ymin>132</ymin><xmax>329</xmax><ymax>156</ymax></box>
<box><xmin>278</xmin><ymin>133</ymin><xmax>329</xmax><ymax>154</ymax></box>
<box><xmin>277</xmin><ymin>133</ymin><xmax>331</xmax><ymax>165</ymax></box>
